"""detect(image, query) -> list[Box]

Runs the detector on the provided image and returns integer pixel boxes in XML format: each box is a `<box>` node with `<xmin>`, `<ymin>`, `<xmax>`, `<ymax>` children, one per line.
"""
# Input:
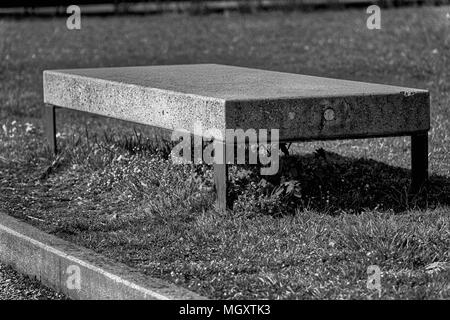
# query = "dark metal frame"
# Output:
<box><xmin>43</xmin><ymin>104</ymin><xmax>429</xmax><ymax>212</ymax></box>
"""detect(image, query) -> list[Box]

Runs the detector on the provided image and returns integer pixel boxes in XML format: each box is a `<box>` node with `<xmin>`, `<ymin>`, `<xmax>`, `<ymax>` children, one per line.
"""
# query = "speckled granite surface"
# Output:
<box><xmin>43</xmin><ymin>64</ymin><xmax>430</xmax><ymax>141</ymax></box>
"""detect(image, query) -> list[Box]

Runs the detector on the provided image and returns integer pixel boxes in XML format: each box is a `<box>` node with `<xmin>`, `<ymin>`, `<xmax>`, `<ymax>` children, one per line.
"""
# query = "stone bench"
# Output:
<box><xmin>43</xmin><ymin>64</ymin><xmax>430</xmax><ymax>211</ymax></box>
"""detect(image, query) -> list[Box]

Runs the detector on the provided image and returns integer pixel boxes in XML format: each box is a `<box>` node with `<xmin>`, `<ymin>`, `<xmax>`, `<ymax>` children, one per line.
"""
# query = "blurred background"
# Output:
<box><xmin>1</xmin><ymin>0</ymin><xmax>449</xmax><ymax>16</ymax></box>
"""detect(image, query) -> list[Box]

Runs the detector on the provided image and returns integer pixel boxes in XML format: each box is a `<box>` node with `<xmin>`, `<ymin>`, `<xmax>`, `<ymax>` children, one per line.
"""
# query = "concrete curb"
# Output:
<box><xmin>0</xmin><ymin>212</ymin><xmax>205</xmax><ymax>300</ymax></box>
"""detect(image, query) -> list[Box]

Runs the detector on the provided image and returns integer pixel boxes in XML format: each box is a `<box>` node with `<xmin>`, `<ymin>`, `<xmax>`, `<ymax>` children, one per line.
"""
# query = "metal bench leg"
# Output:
<box><xmin>280</xmin><ymin>143</ymin><xmax>290</xmax><ymax>156</ymax></box>
<box><xmin>410</xmin><ymin>132</ymin><xmax>428</xmax><ymax>193</ymax></box>
<box><xmin>214</xmin><ymin>141</ymin><xmax>228</xmax><ymax>212</ymax></box>
<box><xmin>43</xmin><ymin>104</ymin><xmax>57</xmax><ymax>154</ymax></box>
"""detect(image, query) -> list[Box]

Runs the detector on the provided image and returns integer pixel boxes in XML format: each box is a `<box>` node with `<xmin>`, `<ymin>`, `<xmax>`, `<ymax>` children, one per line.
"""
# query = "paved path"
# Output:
<box><xmin>0</xmin><ymin>262</ymin><xmax>66</xmax><ymax>300</ymax></box>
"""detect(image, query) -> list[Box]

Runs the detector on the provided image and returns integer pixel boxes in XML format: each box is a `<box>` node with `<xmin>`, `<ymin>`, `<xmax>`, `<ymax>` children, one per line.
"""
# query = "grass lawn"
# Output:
<box><xmin>0</xmin><ymin>6</ymin><xmax>449</xmax><ymax>299</ymax></box>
